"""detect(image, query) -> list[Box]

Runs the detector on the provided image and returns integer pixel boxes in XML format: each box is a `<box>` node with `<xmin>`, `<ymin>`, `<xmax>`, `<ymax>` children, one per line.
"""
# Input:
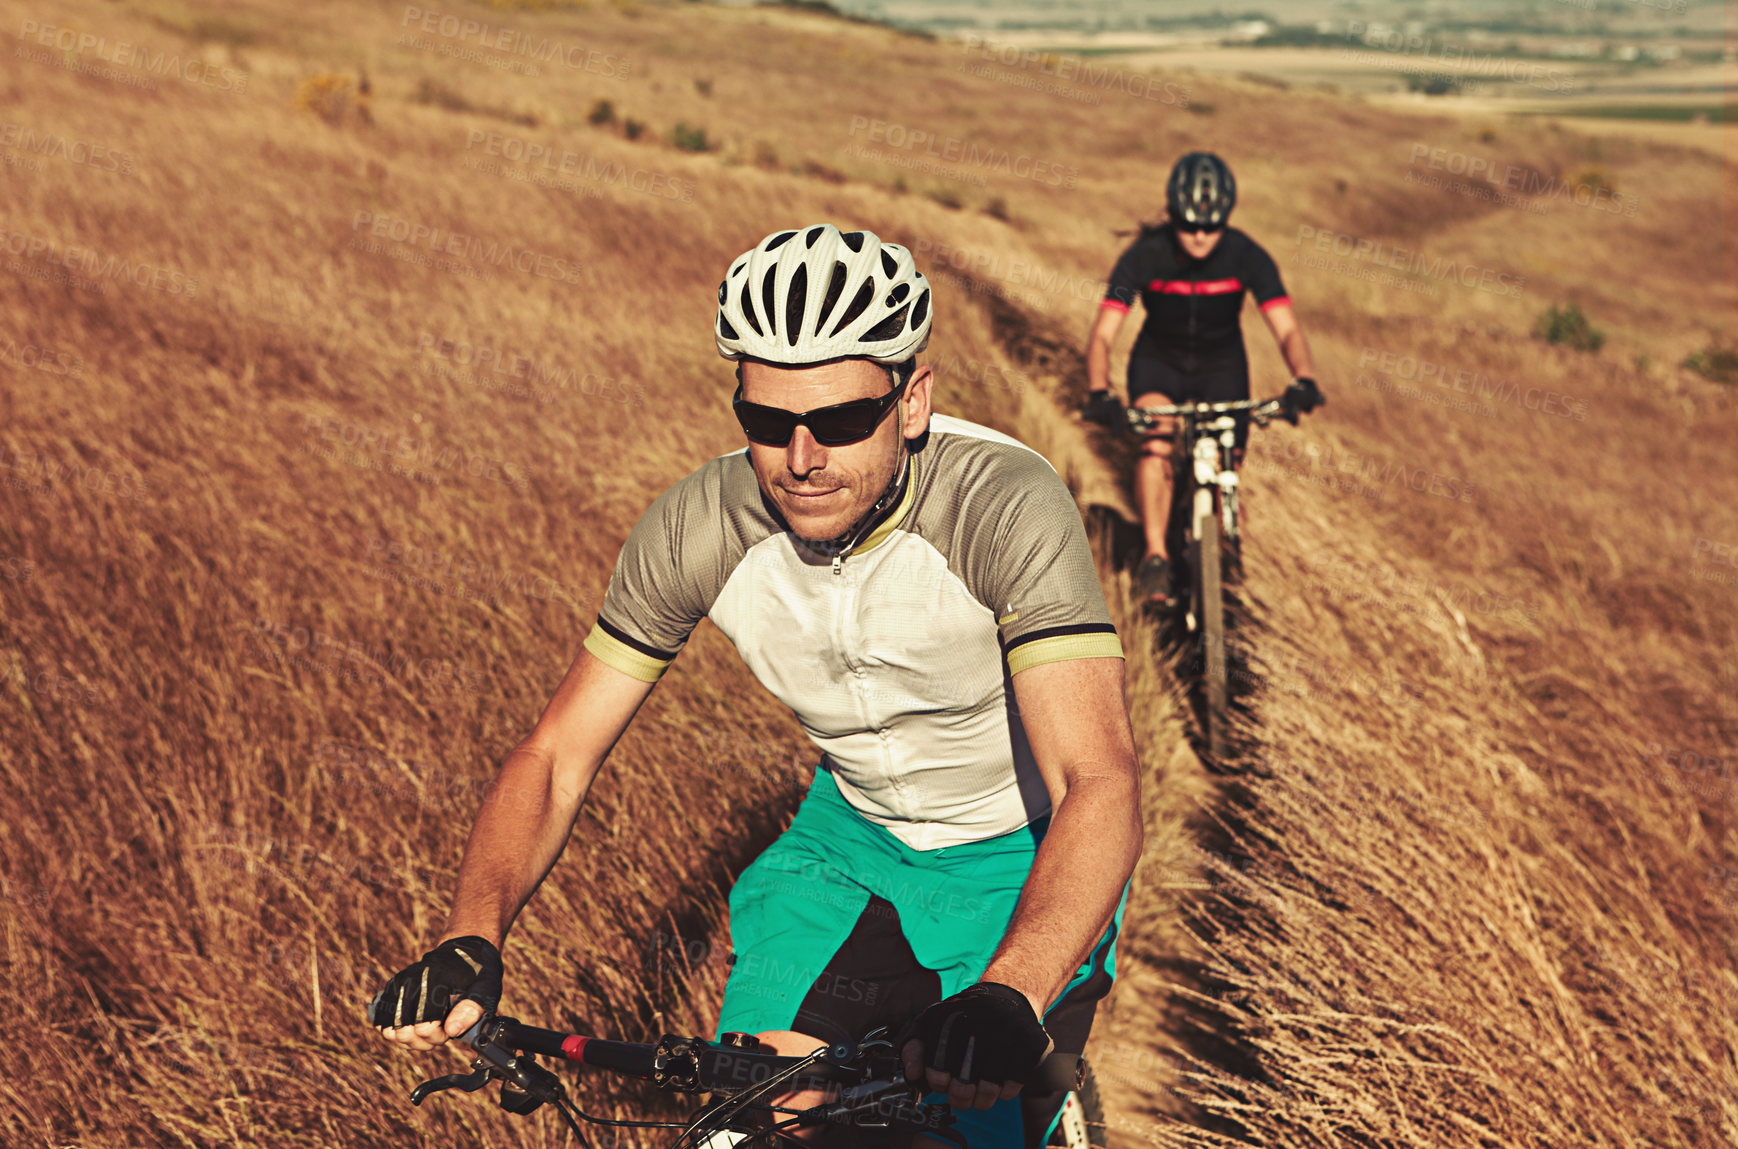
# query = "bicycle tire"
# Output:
<box><xmin>1047</xmin><ymin>1059</ymin><xmax>1108</xmax><ymax>1149</ymax></box>
<box><xmin>1195</xmin><ymin>514</ymin><xmax>1229</xmax><ymax>758</ymax></box>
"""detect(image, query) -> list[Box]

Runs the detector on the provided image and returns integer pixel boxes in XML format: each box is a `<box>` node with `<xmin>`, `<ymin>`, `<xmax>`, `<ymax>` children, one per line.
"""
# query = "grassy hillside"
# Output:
<box><xmin>0</xmin><ymin>1</ymin><xmax>1733</xmax><ymax>1146</ymax></box>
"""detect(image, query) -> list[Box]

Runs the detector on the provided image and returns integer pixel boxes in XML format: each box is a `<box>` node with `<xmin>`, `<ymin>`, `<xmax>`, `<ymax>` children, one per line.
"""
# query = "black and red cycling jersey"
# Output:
<box><xmin>1101</xmin><ymin>224</ymin><xmax>1291</xmax><ymax>373</ymax></box>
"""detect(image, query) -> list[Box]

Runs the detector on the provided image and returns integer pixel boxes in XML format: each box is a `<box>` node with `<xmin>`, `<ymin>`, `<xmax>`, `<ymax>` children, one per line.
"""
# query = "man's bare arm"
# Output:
<box><xmin>981</xmin><ymin>656</ymin><xmax>1142</xmax><ymax>1016</ymax></box>
<box><xmin>381</xmin><ymin>646</ymin><xmax>655</xmax><ymax>1049</ymax></box>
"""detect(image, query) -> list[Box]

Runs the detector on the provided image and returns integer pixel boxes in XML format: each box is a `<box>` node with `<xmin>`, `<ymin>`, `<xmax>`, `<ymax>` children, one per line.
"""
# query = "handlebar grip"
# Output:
<box><xmin>568</xmin><ymin>1037</ymin><xmax>660</xmax><ymax>1077</ymax></box>
<box><xmin>494</xmin><ymin>1021</ymin><xmax>659</xmax><ymax>1076</ymax></box>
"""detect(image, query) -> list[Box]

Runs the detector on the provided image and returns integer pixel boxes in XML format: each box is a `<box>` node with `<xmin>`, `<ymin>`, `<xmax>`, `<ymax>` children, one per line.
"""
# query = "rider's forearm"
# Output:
<box><xmin>1087</xmin><ymin>335</ymin><xmax>1114</xmax><ymax>393</ymax></box>
<box><xmin>980</xmin><ymin>769</ymin><xmax>1142</xmax><ymax>1016</ymax></box>
<box><xmin>1280</xmin><ymin>327</ymin><xmax>1315</xmax><ymax>379</ymax></box>
<box><xmin>439</xmin><ymin>742</ymin><xmax>598</xmax><ymax>948</ymax></box>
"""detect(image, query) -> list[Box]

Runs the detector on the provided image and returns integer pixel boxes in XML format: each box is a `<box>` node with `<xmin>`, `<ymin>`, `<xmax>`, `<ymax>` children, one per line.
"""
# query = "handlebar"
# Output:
<box><xmin>1123</xmin><ymin>395</ymin><xmax>1285</xmax><ymax>435</ymax></box>
<box><xmin>407</xmin><ymin>1013</ymin><xmax>967</xmax><ymax>1147</ymax></box>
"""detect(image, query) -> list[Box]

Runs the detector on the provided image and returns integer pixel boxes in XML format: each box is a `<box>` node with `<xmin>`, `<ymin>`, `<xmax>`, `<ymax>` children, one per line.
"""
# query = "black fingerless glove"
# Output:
<box><xmin>1280</xmin><ymin>377</ymin><xmax>1324</xmax><ymax>425</ymax></box>
<box><xmin>367</xmin><ymin>935</ymin><xmax>503</xmax><ymax>1029</ymax></box>
<box><xmin>903</xmin><ymin>981</ymin><xmax>1054</xmax><ymax>1085</ymax></box>
<box><xmin>1083</xmin><ymin>390</ymin><xmax>1125</xmax><ymax>428</ymax></box>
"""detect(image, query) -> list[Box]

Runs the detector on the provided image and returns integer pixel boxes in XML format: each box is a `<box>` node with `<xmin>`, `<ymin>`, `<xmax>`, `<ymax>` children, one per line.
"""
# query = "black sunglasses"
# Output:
<box><xmin>732</xmin><ymin>378</ymin><xmax>909</xmax><ymax>447</ymax></box>
<box><xmin>1176</xmin><ymin>223</ymin><xmax>1224</xmax><ymax>236</ymax></box>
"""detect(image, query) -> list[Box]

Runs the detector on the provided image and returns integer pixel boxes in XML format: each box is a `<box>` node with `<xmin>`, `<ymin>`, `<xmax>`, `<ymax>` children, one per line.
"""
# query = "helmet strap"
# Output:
<box><xmin>798</xmin><ymin>435</ymin><xmax>910</xmax><ymax>559</ymax></box>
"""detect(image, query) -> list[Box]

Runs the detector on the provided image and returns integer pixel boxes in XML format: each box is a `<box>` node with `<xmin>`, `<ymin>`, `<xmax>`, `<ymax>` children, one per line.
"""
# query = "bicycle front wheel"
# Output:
<box><xmin>1194</xmin><ymin>512</ymin><xmax>1229</xmax><ymax>758</ymax></box>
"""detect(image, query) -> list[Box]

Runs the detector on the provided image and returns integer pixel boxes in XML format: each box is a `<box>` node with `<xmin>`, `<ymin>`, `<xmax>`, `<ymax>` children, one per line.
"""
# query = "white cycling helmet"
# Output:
<box><xmin>715</xmin><ymin>224</ymin><xmax>932</xmax><ymax>366</ymax></box>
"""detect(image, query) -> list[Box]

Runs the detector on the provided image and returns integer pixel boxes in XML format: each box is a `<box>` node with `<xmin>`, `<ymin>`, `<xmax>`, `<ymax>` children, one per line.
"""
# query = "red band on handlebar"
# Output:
<box><xmin>560</xmin><ymin>1035</ymin><xmax>589</xmax><ymax>1063</ymax></box>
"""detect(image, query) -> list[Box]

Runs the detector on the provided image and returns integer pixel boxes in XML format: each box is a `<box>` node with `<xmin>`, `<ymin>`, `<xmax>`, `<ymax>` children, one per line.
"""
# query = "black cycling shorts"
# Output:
<box><xmin>1127</xmin><ymin>357</ymin><xmax>1251</xmax><ymax>450</ymax></box>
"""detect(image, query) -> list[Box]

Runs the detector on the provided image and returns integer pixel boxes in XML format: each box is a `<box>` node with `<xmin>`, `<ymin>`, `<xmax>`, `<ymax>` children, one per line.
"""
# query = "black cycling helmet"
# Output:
<box><xmin>1165</xmin><ymin>153</ymin><xmax>1237</xmax><ymax>231</ymax></box>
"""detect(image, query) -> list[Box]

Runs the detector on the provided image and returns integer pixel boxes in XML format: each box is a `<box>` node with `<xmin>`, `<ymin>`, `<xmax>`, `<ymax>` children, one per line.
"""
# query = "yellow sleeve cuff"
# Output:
<box><xmin>583</xmin><ymin>624</ymin><xmax>674</xmax><ymax>683</ymax></box>
<box><xmin>1006</xmin><ymin>632</ymin><xmax>1125</xmax><ymax>675</ymax></box>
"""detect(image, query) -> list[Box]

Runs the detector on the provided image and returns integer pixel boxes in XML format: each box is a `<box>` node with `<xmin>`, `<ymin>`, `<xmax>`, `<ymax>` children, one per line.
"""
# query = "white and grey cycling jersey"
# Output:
<box><xmin>583</xmin><ymin>414</ymin><xmax>1123</xmax><ymax>850</ymax></box>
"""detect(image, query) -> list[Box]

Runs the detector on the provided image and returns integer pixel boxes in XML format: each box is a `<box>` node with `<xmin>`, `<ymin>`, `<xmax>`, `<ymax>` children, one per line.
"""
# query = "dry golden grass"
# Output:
<box><xmin>0</xmin><ymin>0</ymin><xmax>1733</xmax><ymax>1146</ymax></box>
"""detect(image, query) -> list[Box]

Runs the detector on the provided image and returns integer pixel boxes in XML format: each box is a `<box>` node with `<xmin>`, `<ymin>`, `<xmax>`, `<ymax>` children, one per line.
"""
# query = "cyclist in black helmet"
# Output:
<box><xmin>1082</xmin><ymin>152</ymin><xmax>1323</xmax><ymax>604</ymax></box>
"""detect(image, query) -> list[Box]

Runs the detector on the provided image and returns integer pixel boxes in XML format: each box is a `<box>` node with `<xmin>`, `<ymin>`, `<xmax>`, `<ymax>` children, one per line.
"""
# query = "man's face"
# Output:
<box><xmin>1176</xmin><ymin>226</ymin><xmax>1225</xmax><ymax>260</ymax></box>
<box><xmin>738</xmin><ymin>357</ymin><xmax>933</xmax><ymax>543</ymax></box>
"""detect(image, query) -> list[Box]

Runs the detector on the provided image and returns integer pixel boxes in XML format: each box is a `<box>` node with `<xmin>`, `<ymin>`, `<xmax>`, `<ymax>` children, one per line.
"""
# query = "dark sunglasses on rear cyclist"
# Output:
<box><xmin>1176</xmin><ymin>223</ymin><xmax>1224</xmax><ymax>235</ymax></box>
<box><xmin>732</xmin><ymin>377</ymin><xmax>909</xmax><ymax>448</ymax></box>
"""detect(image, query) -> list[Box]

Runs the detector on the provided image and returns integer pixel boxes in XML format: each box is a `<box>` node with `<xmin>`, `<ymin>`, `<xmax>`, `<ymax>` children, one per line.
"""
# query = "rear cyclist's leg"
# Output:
<box><xmin>1129</xmin><ymin>390</ymin><xmax>1176</xmax><ymax>564</ymax></box>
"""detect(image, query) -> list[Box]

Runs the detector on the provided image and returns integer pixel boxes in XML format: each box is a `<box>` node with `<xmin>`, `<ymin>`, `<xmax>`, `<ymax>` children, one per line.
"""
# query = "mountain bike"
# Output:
<box><xmin>1125</xmin><ymin>396</ymin><xmax>1296</xmax><ymax>758</ymax></box>
<box><xmin>406</xmin><ymin>1011</ymin><xmax>1107</xmax><ymax>1149</ymax></box>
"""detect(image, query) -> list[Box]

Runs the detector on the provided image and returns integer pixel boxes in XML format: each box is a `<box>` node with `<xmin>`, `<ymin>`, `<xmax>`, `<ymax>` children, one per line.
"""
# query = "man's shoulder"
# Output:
<box><xmin>634</xmin><ymin>448</ymin><xmax>765</xmax><ymax>536</ymax></box>
<box><xmin>922</xmin><ymin>416</ymin><xmax>1066</xmax><ymax>502</ymax></box>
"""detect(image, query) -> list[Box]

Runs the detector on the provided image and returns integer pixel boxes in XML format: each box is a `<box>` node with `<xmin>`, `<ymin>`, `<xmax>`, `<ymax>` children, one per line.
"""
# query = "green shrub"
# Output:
<box><xmin>672</xmin><ymin>121</ymin><xmax>709</xmax><ymax>151</ymax></box>
<box><xmin>623</xmin><ymin>118</ymin><xmax>646</xmax><ymax>141</ymax></box>
<box><xmin>1535</xmin><ymin>304</ymin><xmax>1605</xmax><ymax>352</ymax></box>
<box><xmin>925</xmin><ymin>186</ymin><xmax>963</xmax><ymax>210</ymax></box>
<box><xmin>588</xmin><ymin>99</ymin><xmax>616</xmax><ymax>126</ymax></box>
<box><xmin>1682</xmin><ymin>343</ymin><xmax>1738</xmax><ymax>385</ymax></box>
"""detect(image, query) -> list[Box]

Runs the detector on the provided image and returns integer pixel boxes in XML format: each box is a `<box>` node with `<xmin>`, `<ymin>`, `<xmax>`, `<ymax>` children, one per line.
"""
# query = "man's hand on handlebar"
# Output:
<box><xmin>899</xmin><ymin>981</ymin><xmax>1054</xmax><ymax>1112</ymax></box>
<box><xmin>1279</xmin><ymin>377</ymin><xmax>1325</xmax><ymax>425</ymax></box>
<box><xmin>1082</xmin><ymin>389</ymin><xmax>1126</xmax><ymax>429</ymax></box>
<box><xmin>369</xmin><ymin>935</ymin><xmax>504</xmax><ymax>1052</ymax></box>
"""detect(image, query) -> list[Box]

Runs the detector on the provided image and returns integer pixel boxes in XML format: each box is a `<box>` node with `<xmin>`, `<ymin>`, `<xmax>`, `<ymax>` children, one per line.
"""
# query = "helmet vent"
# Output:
<box><xmin>731</xmin><ymin>261</ymin><xmax>746</xmax><ymax>278</ymax></box>
<box><xmin>879</xmin><ymin>249</ymin><xmax>897</xmax><ymax>278</ymax></box>
<box><xmin>860</xmin><ymin>304</ymin><xmax>909</xmax><ymax>344</ymax></box>
<box><xmin>816</xmin><ymin>261</ymin><xmax>848</xmax><ymax>328</ymax></box>
<box><xmin>718</xmin><ymin>314</ymin><xmax>739</xmax><ymax>341</ymax></box>
<box><xmin>910</xmin><ymin>288</ymin><xmax>929</xmax><ymax>330</ymax></box>
<box><xmin>785</xmin><ymin>264</ymin><xmax>808</xmax><ymax>346</ymax></box>
<box><xmin>830</xmin><ymin>280</ymin><xmax>875</xmax><ymax>337</ymax></box>
<box><xmin>765</xmin><ymin>230</ymin><xmax>798</xmax><ymax>252</ymax></box>
<box><xmin>886</xmin><ymin>283</ymin><xmax>910</xmax><ymax>306</ymax></box>
<box><xmin>840</xmin><ymin>230</ymin><xmax>866</xmax><ymax>253</ymax></box>
<box><xmin>805</xmin><ymin>226</ymin><xmax>825</xmax><ymax>248</ymax></box>
<box><xmin>738</xmin><ymin>282</ymin><xmax>762</xmax><ymax>336</ymax></box>
<box><xmin>761</xmin><ymin>267</ymin><xmax>779</xmax><ymax>336</ymax></box>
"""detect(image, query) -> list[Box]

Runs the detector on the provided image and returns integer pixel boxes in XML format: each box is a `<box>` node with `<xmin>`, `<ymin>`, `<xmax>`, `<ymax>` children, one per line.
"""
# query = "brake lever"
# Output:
<box><xmin>411</xmin><ymin>1065</ymin><xmax>493</xmax><ymax>1106</ymax></box>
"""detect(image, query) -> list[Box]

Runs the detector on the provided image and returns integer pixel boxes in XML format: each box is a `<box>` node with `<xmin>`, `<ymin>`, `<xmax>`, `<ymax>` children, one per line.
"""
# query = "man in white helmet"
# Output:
<box><xmin>370</xmin><ymin>224</ymin><xmax>1143</xmax><ymax>1149</ymax></box>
